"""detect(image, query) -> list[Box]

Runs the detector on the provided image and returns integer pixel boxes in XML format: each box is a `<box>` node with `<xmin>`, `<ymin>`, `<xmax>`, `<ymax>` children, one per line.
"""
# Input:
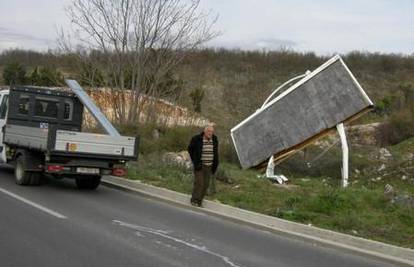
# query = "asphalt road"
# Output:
<box><xmin>0</xmin><ymin>165</ymin><xmax>392</xmax><ymax>267</ymax></box>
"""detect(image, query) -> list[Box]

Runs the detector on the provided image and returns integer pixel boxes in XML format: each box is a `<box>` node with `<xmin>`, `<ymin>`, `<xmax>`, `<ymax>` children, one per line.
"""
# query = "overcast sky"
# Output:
<box><xmin>0</xmin><ymin>0</ymin><xmax>413</xmax><ymax>55</ymax></box>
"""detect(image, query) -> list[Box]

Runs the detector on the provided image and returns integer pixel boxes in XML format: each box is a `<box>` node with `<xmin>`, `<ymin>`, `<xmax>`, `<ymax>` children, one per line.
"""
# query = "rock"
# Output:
<box><xmin>384</xmin><ymin>184</ymin><xmax>394</xmax><ymax>195</ymax></box>
<box><xmin>215</xmin><ymin>168</ymin><xmax>233</xmax><ymax>184</ymax></box>
<box><xmin>371</xmin><ymin>176</ymin><xmax>382</xmax><ymax>182</ymax></box>
<box><xmin>162</xmin><ymin>151</ymin><xmax>192</xmax><ymax>169</ymax></box>
<box><xmin>351</xmin><ymin>230</ymin><xmax>358</xmax><ymax>235</ymax></box>
<box><xmin>392</xmin><ymin>194</ymin><xmax>414</xmax><ymax>209</ymax></box>
<box><xmin>312</xmin><ymin>122</ymin><xmax>384</xmax><ymax>148</ymax></box>
<box><xmin>378</xmin><ymin>148</ymin><xmax>393</xmax><ymax>161</ymax></box>
<box><xmin>401</xmin><ymin>175</ymin><xmax>407</xmax><ymax>181</ymax></box>
<box><xmin>347</xmin><ymin>122</ymin><xmax>383</xmax><ymax>146</ymax></box>
<box><xmin>405</xmin><ymin>153</ymin><xmax>414</xmax><ymax>161</ymax></box>
<box><xmin>378</xmin><ymin>164</ymin><xmax>386</xmax><ymax>172</ymax></box>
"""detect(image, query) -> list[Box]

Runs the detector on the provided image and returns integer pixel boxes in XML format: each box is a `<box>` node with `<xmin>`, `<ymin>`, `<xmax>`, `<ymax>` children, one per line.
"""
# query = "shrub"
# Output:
<box><xmin>119</xmin><ymin>123</ymin><xmax>200</xmax><ymax>155</ymax></box>
<box><xmin>306</xmin><ymin>189</ymin><xmax>356</xmax><ymax>215</ymax></box>
<box><xmin>378</xmin><ymin>107</ymin><xmax>414</xmax><ymax>145</ymax></box>
<box><xmin>29</xmin><ymin>66</ymin><xmax>64</xmax><ymax>86</ymax></box>
<box><xmin>3</xmin><ymin>62</ymin><xmax>26</xmax><ymax>85</ymax></box>
<box><xmin>374</xmin><ymin>96</ymin><xmax>393</xmax><ymax>115</ymax></box>
<box><xmin>219</xmin><ymin>141</ymin><xmax>239</xmax><ymax>165</ymax></box>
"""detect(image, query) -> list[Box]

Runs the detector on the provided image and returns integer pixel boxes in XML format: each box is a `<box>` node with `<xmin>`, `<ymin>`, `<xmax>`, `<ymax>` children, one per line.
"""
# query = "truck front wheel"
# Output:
<box><xmin>76</xmin><ymin>176</ymin><xmax>101</xmax><ymax>190</ymax></box>
<box><xmin>15</xmin><ymin>156</ymin><xmax>41</xmax><ymax>186</ymax></box>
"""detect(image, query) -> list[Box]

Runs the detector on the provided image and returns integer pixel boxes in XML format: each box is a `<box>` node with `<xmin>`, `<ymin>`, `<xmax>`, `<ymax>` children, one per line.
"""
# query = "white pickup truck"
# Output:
<box><xmin>0</xmin><ymin>81</ymin><xmax>138</xmax><ymax>189</ymax></box>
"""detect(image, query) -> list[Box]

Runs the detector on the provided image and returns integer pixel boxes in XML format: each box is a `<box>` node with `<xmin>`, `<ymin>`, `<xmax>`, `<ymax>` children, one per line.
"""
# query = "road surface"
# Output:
<box><xmin>0</xmin><ymin>166</ymin><xmax>390</xmax><ymax>267</ymax></box>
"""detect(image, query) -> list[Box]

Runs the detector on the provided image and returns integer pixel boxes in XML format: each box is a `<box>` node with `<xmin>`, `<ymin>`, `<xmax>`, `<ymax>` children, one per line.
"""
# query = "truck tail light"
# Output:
<box><xmin>112</xmin><ymin>167</ymin><xmax>126</xmax><ymax>177</ymax></box>
<box><xmin>47</xmin><ymin>165</ymin><xmax>64</xmax><ymax>172</ymax></box>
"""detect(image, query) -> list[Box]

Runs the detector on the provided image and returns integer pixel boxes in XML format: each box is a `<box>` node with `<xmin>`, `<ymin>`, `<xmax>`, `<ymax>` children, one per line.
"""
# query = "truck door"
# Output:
<box><xmin>0</xmin><ymin>92</ymin><xmax>9</xmax><ymax>163</ymax></box>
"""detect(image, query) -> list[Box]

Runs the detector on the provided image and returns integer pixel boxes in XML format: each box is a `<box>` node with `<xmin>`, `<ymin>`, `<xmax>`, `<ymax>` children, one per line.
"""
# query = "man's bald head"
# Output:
<box><xmin>203</xmin><ymin>125</ymin><xmax>214</xmax><ymax>139</ymax></box>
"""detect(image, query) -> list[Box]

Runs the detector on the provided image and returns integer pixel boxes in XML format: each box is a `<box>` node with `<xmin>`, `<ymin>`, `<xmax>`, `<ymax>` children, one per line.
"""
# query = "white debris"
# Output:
<box><xmin>384</xmin><ymin>184</ymin><xmax>394</xmax><ymax>194</ymax></box>
<box><xmin>379</xmin><ymin>148</ymin><xmax>392</xmax><ymax>161</ymax></box>
<box><xmin>351</xmin><ymin>230</ymin><xmax>358</xmax><ymax>235</ymax></box>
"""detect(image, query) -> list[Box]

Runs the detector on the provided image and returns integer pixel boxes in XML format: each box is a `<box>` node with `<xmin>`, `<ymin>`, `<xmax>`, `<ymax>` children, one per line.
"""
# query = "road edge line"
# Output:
<box><xmin>0</xmin><ymin>187</ymin><xmax>67</xmax><ymax>219</ymax></box>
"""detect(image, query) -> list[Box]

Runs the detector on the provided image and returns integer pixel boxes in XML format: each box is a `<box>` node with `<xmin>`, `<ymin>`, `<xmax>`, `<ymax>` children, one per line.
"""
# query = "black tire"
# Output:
<box><xmin>14</xmin><ymin>155</ymin><xmax>32</xmax><ymax>185</ymax></box>
<box><xmin>76</xmin><ymin>176</ymin><xmax>101</xmax><ymax>190</ymax></box>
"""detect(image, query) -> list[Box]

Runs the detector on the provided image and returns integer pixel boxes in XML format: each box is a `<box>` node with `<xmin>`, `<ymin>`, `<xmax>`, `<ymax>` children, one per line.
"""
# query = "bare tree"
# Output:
<box><xmin>60</xmin><ymin>0</ymin><xmax>218</xmax><ymax>125</ymax></box>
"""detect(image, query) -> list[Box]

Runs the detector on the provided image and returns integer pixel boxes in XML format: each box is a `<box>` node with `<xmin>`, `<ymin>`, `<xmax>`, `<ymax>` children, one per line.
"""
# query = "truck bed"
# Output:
<box><xmin>50</xmin><ymin>130</ymin><xmax>138</xmax><ymax>159</ymax></box>
<box><xmin>4</xmin><ymin>124</ymin><xmax>49</xmax><ymax>151</ymax></box>
<box><xmin>4</xmin><ymin>124</ymin><xmax>138</xmax><ymax>160</ymax></box>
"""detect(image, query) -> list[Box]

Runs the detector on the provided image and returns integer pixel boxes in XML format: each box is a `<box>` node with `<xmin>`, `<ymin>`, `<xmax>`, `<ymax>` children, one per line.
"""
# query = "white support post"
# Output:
<box><xmin>336</xmin><ymin>123</ymin><xmax>349</xmax><ymax>188</ymax></box>
<box><xmin>265</xmin><ymin>155</ymin><xmax>288</xmax><ymax>184</ymax></box>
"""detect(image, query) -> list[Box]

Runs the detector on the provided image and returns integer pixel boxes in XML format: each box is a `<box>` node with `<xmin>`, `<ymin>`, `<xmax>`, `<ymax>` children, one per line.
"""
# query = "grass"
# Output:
<box><xmin>128</xmin><ymin>152</ymin><xmax>414</xmax><ymax>249</ymax></box>
<box><xmin>388</xmin><ymin>137</ymin><xmax>414</xmax><ymax>161</ymax></box>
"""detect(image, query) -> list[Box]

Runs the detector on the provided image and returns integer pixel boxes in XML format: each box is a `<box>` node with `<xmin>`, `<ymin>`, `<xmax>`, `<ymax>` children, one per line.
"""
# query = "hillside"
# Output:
<box><xmin>177</xmin><ymin>50</ymin><xmax>414</xmax><ymax>131</ymax></box>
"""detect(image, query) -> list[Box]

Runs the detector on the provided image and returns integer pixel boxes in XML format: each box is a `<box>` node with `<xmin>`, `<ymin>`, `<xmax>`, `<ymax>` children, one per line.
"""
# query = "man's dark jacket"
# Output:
<box><xmin>187</xmin><ymin>132</ymin><xmax>219</xmax><ymax>174</ymax></box>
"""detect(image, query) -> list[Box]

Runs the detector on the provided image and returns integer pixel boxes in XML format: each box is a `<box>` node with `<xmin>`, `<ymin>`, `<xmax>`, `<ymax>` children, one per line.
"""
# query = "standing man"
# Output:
<box><xmin>188</xmin><ymin>125</ymin><xmax>219</xmax><ymax>207</ymax></box>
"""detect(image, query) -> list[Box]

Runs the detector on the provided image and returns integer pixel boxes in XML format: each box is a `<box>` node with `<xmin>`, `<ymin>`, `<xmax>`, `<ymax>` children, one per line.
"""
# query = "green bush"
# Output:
<box><xmin>306</xmin><ymin>189</ymin><xmax>357</xmax><ymax>215</ymax></box>
<box><xmin>374</xmin><ymin>96</ymin><xmax>394</xmax><ymax>115</ymax></box>
<box><xmin>385</xmin><ymin>107</ymin><xmax>414</xmax><ymax>144</ymax></box>
<box><xmin>118</xmin><ymin>124</ymin><xmax>200</xmax><ymax>155</ymax></box>
<box><xmin>3</xmin><ymin>62</ymin><xmax>26</xmax><ymax>85</ymax></box>
<box><xmin>219</xmin><ymin>141</ymin><xmax>239</xmax><ymax>165</ymax></box>
<box><xmin>29</xmin><ymin>66</ymin><xmax>64</xmax><ymax>86</ymax></box>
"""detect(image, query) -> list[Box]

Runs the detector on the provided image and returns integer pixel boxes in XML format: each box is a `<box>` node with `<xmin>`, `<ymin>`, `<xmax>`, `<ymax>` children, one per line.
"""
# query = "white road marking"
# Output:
<box><xmin>0</xmin><ymin>187</ymin><xmax>67</xmax><ymax>219</ymax></box>
<box><xmin>113</xmin><ymin>220</ymin><xmax>242</xmax><ymax>267</ymax></box>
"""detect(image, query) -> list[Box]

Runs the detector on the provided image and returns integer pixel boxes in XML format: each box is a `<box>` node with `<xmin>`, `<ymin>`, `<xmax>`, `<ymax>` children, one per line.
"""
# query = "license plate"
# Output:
<box><xmin>77</xmin><ymin>167</ymin><xmax>100</xmax><ymax>174</ymax></box>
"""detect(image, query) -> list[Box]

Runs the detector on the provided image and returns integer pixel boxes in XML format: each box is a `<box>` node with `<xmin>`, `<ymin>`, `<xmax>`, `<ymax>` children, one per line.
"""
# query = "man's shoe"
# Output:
<box><xmin>190</xmin><ymin>200</ymin><xmax>203</xmax><ymax>207</ymax></box>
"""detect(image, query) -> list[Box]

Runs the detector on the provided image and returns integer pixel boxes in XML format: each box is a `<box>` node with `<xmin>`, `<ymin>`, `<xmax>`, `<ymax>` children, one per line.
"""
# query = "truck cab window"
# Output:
<box><xmin>0</xmin><ymin>95</ymin><xmax>8</xmax><ymax>119</ymax></box>
<box><xmin>34</xmin><ymin>98</ymin><xmax>59</xmax><ymax>119</ymax></box>
<box><xmin>64</xmin><ymin>100</ymin><xmax>73</xmax><ymax>120</ymax></box>
<box><xmin>18</xmin><ymin>95</ymin><xmax>30</xmax><ymax>115</ymax></box>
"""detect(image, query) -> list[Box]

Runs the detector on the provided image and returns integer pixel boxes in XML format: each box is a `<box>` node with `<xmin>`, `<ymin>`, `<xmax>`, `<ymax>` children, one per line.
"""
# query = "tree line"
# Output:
<box><xmin>2</xmin><ymin>62</ymin><xmax>64</xmax><ymax>86</ymax></box>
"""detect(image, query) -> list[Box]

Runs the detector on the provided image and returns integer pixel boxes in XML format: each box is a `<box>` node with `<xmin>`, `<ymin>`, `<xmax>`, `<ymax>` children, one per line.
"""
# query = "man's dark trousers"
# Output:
<box><xmin>191</xmin><ymin>165</ymin><xmax>212</xmax><ymax>205</ymax></box>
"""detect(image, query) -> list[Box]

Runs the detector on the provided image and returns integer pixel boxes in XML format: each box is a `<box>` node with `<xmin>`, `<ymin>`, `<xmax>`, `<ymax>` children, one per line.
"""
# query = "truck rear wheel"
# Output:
<box><xmin>15</xmin><ymin>156</ymin><xmax>41</xmax><ymax>186</ymax></box>
<box><xmin>76</xmin><ymin>176</ymin><xmax>101</xmax><ymax>190</ymax></box>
